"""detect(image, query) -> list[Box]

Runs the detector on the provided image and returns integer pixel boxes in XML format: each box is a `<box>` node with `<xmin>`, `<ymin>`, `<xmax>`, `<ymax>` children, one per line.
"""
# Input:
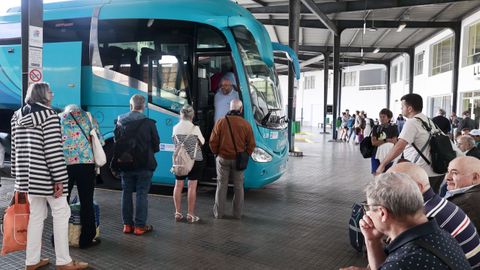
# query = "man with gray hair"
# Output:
<box><xmin>214</xmin><ymin>76</ymin><xmax>239</xmax><ymax>122</ymax></box>
<box><xmin>457</xmin><ymin>135</ymin><xmax>480</xmax><ymax>159</ymax></box>
<box><xmin>432</xmin><ymin>108</ymin><xmax>451</xmax><ymax>135</ymax></box>
<box><xmin>210</xmin><ymin>99</ymin><xmax>255</xmax><ymax>219</ymax></box>
<box><xmin>355</xmin><ymin>173</ymin><xmax>470</xmax><ymax>270</ymax></box>
<box><xmin>113</xmin><ymin>94</ymin><xmax>160</xmax><ymax>235</ymax></box>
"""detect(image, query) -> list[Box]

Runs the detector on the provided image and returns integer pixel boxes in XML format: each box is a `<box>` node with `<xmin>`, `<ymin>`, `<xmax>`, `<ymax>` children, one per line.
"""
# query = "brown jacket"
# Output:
<box><xmin>209</xmin><ymin>114</ymin><xmax>255</xmax><ymax>160</ymax></box>
<box><xmin>448</xmin><ymin>184</ymin><xmax>480</xmax><ymax>231</ymax></box>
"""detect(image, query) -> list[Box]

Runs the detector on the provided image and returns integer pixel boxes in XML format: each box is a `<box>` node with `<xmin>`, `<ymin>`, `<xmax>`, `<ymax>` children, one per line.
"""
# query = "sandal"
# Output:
<box><xmin>175</xmin><ymin>212</ymin><xmax>184</xmax><ymax>222</ymax></box>
<box><xmin>187</xmin><ymin>214</ymin><xmax>200</xmax><ymax>223</ymax></box>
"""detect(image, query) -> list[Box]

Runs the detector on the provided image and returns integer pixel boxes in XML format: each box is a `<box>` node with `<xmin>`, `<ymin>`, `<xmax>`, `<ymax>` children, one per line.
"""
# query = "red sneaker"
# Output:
<box><xmin>123</xmin><ymin>225</ymin><xmax>133</xmax><ymax>234</ymax></box>
<box><xmin>134</xmin><ymin>225</ymin><xmax>153</xmax><ymax>235</ymax></box>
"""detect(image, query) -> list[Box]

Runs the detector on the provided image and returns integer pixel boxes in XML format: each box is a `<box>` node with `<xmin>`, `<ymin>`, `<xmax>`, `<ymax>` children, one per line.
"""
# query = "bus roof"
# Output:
<box><xmin>1</xmin><ymin>0</ymin><xmax>273</xmax><ymax>66</ymax></box>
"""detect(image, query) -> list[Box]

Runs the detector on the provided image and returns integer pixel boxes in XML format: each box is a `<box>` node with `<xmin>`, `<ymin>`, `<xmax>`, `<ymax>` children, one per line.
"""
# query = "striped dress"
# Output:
<box><xmin>11</xmin><ymin>103</ymin><xmax>69</xmax><ymax>196</ymax></box>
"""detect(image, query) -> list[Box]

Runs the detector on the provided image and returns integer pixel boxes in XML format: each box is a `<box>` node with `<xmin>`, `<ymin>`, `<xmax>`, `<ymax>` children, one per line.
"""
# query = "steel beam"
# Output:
<box><xmin>323</xmin><ymin>53</ymin><xmax>329</xmax><ymax>133</ymax></box>
<box><xmin>248</xmin><ymin>0</ymin><xmax>471</xmax><ymax>14</ymax></box>
<box><xmin>386</xmin><ymin>62</ymin><xmax>391</xmax><ymax>109</ymax></box>
<box><xmin>332</xmin><ymin>34</ymin><xmax>340</xmax><ymax>140</ymax></box>
<box><xmin>288</xmin><ymin>0</ymin><xmax>300</xmax><ymax>153</ymax></box>
<box><xmin>300</xmin><ymin>0</ymin><xmax>339</xmax><ymax>35</ymax></box>
<box><xmin>452</xmin><ymin>23</ymin><xmax>461</xmax><ymax>114</ymax></box>
<box><xmin>408</xmin><ymin>49</ymin><xmax>415</xmax><ymax>93</ymax></box>
<box><xmin>299</xmin><ymin>45</ymin><xmax>410</xmax><ymax>53</ymax></box>
<box><xmin>259</xmin><ymin>19</ymin><xmax>457</xmax><ymax>30</ymax></box>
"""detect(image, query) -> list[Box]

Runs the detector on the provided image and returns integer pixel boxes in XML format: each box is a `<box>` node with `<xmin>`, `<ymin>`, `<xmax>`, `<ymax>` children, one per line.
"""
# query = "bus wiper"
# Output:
<box><xmin>261</xmin><ymin>108</ymin><xmax>280</xmax><ymax>125</ymax></box>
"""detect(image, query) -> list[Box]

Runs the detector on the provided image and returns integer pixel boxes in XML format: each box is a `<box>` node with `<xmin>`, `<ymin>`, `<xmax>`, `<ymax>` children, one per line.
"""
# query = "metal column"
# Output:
<box><xmin>452</xmin><ymin>23</ymin><xmax>461</xmax><ymax>114</ymax></box>
<box><xmin>386</xmin><ymin>63</ymin><xmax>391</xmax><ymax>109</ymax></box>
<box><xmin>408</xmin><ymin>49</ymin><xmax>414</xmax><ymax>94</ymax></box>
<box><xmin>331</xmin><ymin>34</ymin><xmax>340</xmax><ymax>140</ymax></box>
<box><xmin>287</xmin><ymin>0</ymin><xmax>300</xmax><ymax>152</ymax></box>
<box><xmin>322</xmin><ymin>52</ymin><xmax>329</xmax><ymax>134</ymax></box>
<box><xmin>21</xmin><ymin>0</ymin><xmax>44</xmax><ymax>105</ymax></box>
<box><xmin>338</xmin><ymin>68</ymin><xmax>343</xmax><ymax>116</ymax></box>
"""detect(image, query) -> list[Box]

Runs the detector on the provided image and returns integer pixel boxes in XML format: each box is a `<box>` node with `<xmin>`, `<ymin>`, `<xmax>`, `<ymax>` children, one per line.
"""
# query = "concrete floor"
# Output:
<box><xmin>0</xmin><ymin>129</ymin><xmax>371</xmax><ymax>269</ymax></box>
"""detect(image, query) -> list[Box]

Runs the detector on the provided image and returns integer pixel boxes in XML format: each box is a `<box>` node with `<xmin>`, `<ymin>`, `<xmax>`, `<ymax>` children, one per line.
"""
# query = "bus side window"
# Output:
<box><xmin>140</xmin><ymin>47</ymin><xmax>155</xmax><ymax>83</ymax></box>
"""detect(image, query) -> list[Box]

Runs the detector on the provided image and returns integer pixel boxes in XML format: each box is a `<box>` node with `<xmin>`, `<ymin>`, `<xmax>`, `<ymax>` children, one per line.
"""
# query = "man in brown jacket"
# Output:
<box><xmin>210</xmin><ymin>99</ymin><xmax>255</xmax><ymax>219</ymax></box>
<box><xmin>444</xmin><ymin>156</ymin><xmax>480</xmax><ymax>231</ymax></box>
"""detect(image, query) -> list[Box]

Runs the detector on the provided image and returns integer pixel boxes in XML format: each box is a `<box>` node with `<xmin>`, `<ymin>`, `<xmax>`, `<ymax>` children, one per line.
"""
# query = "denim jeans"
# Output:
<box><xmin>121</xmin><ymin>170</ymin><xmax>153</xmax><ymax>227</ymax></box>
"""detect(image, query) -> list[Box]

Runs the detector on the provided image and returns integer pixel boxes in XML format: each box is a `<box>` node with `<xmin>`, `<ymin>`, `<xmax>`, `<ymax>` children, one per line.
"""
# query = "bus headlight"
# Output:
<box><xmin>251</xmin><ymin>147</ymin><xmax>272</xmax><ymax>162</ymax></box>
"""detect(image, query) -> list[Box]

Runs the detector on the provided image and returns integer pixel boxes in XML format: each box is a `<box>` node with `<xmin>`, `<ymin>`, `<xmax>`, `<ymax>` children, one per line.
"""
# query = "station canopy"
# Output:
<box><xmin>237</xmin><ymin>0</ymin><xmax>480</xmax><ymax>72</ymax></box>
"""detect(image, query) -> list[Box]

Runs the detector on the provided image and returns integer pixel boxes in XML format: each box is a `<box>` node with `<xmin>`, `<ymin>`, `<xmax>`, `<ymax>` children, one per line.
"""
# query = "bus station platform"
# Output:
<box><xmin>0</xmin><ymin>129</ymin><xmax>370</xmax><ymax>269</ymax></box>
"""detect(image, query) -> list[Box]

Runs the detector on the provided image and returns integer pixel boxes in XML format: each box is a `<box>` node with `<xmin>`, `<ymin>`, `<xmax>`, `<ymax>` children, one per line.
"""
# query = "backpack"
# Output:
<box><xmin>349</xmin><ymin>202</ymin><xmax>365</xmax><ymax>252</ymax></box>
<box><xmin>110</xmin><ymin>119</ymin><xmax>148</xmax><ymax>171</ymax></box>
<box><xmin>412</xmin><ymin>117</ymin><xmax>457</xmax><ymax>174</ymax></box>
<box><xmin>171</xmin><ymin>127</ymin><xmax>197</xmax><ymax>177</ymax></box>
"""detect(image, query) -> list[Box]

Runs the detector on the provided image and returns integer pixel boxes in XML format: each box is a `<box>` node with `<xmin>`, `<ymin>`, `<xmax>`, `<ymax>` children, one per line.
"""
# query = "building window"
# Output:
<box><xmin>428</xmin><ymin>95</ymin><xmax>451</xmax><ymax>118</ymax></box>
<box><xmin>359</xmin><ymin>68</ymin><xmax>386</xmax><ymax>91</ymax></box>
<box><xmin>431</xmin><ymin>36</ymin><xmax>453</xmax><ymax>76</ymax></box>
<box><xmin>467</xmin><ymin>22</ymin><xmax>480</xmax><ymax>66</ymax></box>
<box><xmin>415</xmin><ymin>52</ymin><xmax>424</xmax><ymax>75</ymax></box>
<box><xmin>342</xmin><ymin>71</ymin><xmax>356</xmax><ymax>86</ymax></box>
<box><xmin>303</xmin><ymin>75</ymin><xmax>315</xmax><ymax>89</ymax></box>
<box><xmin>399</xmin><ymin>62</ymin><xmax>403</xmax><ymax>81</ymax></box>
<box><xmin>392</xmin><ymin>65</ymin><xmax>398</xmax><ymax>83</ymax></box>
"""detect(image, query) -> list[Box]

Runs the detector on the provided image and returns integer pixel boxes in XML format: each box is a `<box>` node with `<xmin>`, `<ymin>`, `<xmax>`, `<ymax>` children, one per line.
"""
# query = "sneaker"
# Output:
<box><xmin>134</xmin><ymin>225</ymin><xmax>153</xmax><ymax>235</ymax></box>
<box><xmin>123</xmin><ymin>225</ymin><xmax>133</xmax><ymax>234</ymax></box>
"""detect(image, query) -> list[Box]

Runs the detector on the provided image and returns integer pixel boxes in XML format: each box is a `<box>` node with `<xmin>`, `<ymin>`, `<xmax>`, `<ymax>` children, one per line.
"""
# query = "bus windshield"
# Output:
<box><xmin>232</xmin><ymin>26</ymin><xmax>286</xmax><ymax>129</ymax></box>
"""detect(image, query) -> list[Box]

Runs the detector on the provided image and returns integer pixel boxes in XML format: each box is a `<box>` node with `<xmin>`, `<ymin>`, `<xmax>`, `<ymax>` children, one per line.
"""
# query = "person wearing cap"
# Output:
<box><xmin>470</xmin><ymin>129</ymin><xmax>480</xmax><ymax>148</ymax></box>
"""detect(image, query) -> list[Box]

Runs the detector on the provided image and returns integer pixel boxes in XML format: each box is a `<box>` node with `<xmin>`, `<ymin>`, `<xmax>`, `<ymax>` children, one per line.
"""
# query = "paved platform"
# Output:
<box><xmin>0</xmin><ymin>128</ymin><xmax>371</xmax><ymax>269</ymax></box>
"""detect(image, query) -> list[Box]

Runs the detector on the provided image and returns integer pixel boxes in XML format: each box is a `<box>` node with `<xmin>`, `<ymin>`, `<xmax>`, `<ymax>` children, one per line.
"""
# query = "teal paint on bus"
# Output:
<box><xmin>0</xmin><ymin>0</ymin><xmax>299</xmax><ymax>188</ymax></box>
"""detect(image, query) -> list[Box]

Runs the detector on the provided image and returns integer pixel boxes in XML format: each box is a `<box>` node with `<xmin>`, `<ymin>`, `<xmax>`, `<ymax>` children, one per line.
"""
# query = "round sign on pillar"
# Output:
<box><xmin>28</xmin><ymin>68</ymin><xmax>43</xmax><ymax>83</ymax></box>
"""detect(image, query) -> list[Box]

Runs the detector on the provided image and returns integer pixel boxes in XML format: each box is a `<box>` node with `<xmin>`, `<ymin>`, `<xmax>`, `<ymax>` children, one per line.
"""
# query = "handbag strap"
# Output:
<box><xmin>225</xmin><ymin>116</ymin><xmax>239</xmax><ymax>154</ymax></box>
<box><xmin>70</xmin><ymin>112</ymin><xmax>90</xmax><ymax>143</ymax></box>
<box><xmin>414</xmin><ymin>238</ymin><xmax>456</xmax><ymax>269</ymax></box>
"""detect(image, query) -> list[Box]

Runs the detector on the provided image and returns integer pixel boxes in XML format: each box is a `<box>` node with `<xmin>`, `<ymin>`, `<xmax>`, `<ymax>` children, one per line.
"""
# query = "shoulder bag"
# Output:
<box><xmin>225</xmin><ymin>116</ymin><xmax>249</xmax><ymax>171</ymax></box>
<box><xmin>1</xmin><ymin>192</ymin><xmax>29</xmax><ymax>255</ymax></box>
<box><xmin>70</xmin><ymin>112</ymin><xmax>106</xmax><ymax>167</ymax></box>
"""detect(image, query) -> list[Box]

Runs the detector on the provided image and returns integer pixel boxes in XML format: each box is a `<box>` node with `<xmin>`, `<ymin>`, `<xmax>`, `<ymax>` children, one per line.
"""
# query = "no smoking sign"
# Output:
<box><xmin>29</xmin><ymin>68</ymin><xmax>43</xmax><ymax>83</ymax></box>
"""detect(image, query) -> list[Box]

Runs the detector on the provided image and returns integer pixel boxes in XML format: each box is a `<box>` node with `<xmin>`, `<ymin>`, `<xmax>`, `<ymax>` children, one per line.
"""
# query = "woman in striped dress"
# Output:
<box><xmin>11</xmin><ymin>82</ymin><xmax>88</xmax><ymax>270</ymax></box>
<box><xmin>172</xmin><ymin>105</ymin><xmax>205</xmax><ymax>223</ymax></box>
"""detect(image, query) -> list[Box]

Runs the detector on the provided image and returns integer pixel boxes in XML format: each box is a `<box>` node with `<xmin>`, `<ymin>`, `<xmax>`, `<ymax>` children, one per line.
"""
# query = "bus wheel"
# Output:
<box><xmin>98</xmin><ymin>140</ymin><xmax>122</xmax><ymax>190</ymax></box>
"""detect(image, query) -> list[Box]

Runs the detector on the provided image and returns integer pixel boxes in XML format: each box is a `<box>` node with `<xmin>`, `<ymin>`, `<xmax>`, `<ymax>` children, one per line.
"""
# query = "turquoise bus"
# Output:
<box><xmin>0</xmin><ymin>0</ymin><xmax>299</xmax><ymax>188</ymax></box>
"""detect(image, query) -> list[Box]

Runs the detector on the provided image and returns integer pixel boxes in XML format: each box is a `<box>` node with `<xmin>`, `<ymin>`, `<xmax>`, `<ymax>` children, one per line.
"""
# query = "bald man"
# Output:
<box><xmin>388</xmin><ymin>162</ymin><xmax>480</xmax><ymax>268</ymax></box>
<box><xmin>444</xmin><ymin>156</ymin><xmax>480</xmax><ymax>231</ymax></box>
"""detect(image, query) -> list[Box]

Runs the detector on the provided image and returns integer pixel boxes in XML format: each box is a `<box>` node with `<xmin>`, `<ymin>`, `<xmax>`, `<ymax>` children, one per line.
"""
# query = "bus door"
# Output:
<box><xmin>194</xmin><ymin>53</ymin><xmax>237</xmax><ymax>180</ymax></box>
<box><xmin>147</xmin><ymin>54</ymin><xmax>189</xmax><ymax>184</ymax></box>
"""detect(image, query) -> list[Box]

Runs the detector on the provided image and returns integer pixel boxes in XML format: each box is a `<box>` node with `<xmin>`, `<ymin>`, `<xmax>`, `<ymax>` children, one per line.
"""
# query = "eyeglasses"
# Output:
<box><xmin>361</xmin><ymin>202</ymin><xmax>382</xmax><ymax>213</ymax></box>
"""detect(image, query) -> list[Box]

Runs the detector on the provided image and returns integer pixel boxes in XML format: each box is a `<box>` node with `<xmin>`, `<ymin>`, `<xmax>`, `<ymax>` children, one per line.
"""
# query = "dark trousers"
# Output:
<box><xmin>428</xmin><ymin>174</ymin><xmax>445</xmax><ymax>194</ymax></box>
<box><xmin>67</xmin><ymin>163</ymin><xmax>96</xmax><ymax>248</ymax></box>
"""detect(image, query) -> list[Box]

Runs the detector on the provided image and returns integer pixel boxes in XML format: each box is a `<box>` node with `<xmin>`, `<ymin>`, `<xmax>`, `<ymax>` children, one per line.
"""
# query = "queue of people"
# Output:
<box><xmin>7</xmin><ymin>78</ymin><xmax>254</xmax><ymax>269</ymax></box>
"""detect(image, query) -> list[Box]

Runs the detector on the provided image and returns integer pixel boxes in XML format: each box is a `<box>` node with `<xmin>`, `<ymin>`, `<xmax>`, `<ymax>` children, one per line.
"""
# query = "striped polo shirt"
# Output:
<box><xmin>424</xmin><ymin>187</ymin><xmax>480</xmax><ymax>269</ymax></box>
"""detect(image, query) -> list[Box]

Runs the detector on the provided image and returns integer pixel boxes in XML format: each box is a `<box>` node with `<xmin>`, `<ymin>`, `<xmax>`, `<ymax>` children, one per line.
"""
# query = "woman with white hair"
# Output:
<box><xmin>172</xmin><ymin>105</ymin><xmax>205</xmax><ymax>223</ymax></box>
<box><xmin>11</xmin><ymin>82</ymin><xmax>88</xmax><ymax>269</ymax></box>
<box><xmin>59</xmin><ymin>104</ymin><xmax>104</xmax><ymax>249</ymax></box>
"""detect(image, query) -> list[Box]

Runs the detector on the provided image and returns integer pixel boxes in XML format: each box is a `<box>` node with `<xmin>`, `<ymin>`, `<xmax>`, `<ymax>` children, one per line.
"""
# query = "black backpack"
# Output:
<box><xmin>110</xmin><ymin>119</ymin><xmax>148</xmax><ymax>171</ymax></box>
<box><xmin>412</xmin><ymin>117</ymin><xmax>456</xmax><ymax>174</ymax></box>
<box><xmin>349</xmin><ymin>202</ymin><xmax>365</xmax><ymax>252</ymax></box>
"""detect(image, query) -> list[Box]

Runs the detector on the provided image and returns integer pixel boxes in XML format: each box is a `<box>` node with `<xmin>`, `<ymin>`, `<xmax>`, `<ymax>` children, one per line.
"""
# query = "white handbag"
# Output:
<box><xmin>86</xmin><ymin>112</ymin><xmax>106</xmax><ymax>167</ymax></box>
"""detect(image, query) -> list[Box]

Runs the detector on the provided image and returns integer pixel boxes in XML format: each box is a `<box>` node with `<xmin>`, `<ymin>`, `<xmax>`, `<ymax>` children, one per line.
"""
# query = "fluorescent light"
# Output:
<box><xmin>361</xmin><ymin>48</ymin><xmax>364</xmax><ymax>57</ymax></box>
<box><xmin>397</xmin><ymin>22</ymin><xmax>407</xmax><ymax>32</ymax></box>
<box><xmin>373</xmin><ymin>48</ymin><xmax>380</xmax><ymax>54</ymax></box>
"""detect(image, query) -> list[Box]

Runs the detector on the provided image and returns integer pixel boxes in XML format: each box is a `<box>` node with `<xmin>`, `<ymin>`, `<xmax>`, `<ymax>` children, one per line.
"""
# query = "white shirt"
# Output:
<box><xmin>399</xmin><ymin>113</ymin><xmax>441</xmax><ymax>177</ymax></box>
<box><xmin>214</xmin><ymin>89</ymin><xmax>239</xmax><ymax>122</ymax></box>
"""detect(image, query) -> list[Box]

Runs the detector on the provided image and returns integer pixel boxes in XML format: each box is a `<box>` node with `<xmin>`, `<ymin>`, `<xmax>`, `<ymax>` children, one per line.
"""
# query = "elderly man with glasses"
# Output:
<box><xmin>444</xmin><ymin>156</ymin><xmax>480</xmax><ymax>231</ymax></box>
<box><xmin>342</xmin><ymin>173</ymin><xmax>470</xmax><ymax>270</ymax></box>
